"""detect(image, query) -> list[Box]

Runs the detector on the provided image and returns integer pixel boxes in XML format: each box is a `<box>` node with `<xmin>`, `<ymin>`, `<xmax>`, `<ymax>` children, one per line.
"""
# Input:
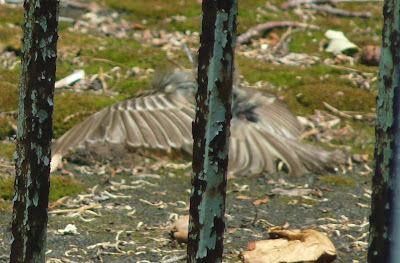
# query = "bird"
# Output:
<box><xmin>51</xmin><ymin>64</ymin><xmax>344</xmax><ymax>177</ymax></box>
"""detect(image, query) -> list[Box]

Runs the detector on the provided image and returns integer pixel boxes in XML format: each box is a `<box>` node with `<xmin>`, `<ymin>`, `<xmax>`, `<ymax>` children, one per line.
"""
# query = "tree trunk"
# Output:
<box><xmin>368</xmin><ymin>0</ymin><xmax>400</xmax><ymax>262</ymax></box>
<box><xmin>10</xmin><ymin>0</ymin><xmax>59</xmax><ymax>262</ymax></box>
<box><xmin>187</xmin><ymin>0</ymin><xmax>238</xmax><ymax>262</ymax></box>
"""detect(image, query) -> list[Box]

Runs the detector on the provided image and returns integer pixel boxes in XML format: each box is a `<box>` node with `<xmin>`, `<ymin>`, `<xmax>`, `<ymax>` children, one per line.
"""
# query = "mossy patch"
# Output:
<box><xmin>101</xmin><ymin>0</ymin><xmax>201</xmax><ymax>31</ymax></box>
<box><xmin>274</xmin><ymin>195</ymin><xmax>294</xmax><ymax>206</ymax></box>
<box><xmin>79</xmin><ymin>38</ymin><xmax>166</xmax><ymax>71</ymax></box>
<box><xmin>0</xmin><ymin>117</ymin><xmax>15</xmax><ymax>140</ymax></box>
<box><xmin>318</xmin><ymin>175</ymin><xmax>357</xmax><ymax>187</ymax></box>
<box><xmin>0</xmin><ymin>68</ymin><xmax>20</xmax><ymax>112</ymax></box>
<box><xmin>0</xmin><ymin>142</ymin><xmax>15</xmax><ymax>160</ymax></box>
<box><xmin>0</xmin><ymin>198</ymin><xmax>12</xmax><ymax>211</ymax></box>
<box><xmin>0</xmin><ymin>175</ymin><xmax>85</xmax><ymax>203</ymax></box>
<box><xmin>236</xmin><ymin>59</ymin><xmax>377</xmax><ymax>116</ymax></box>
<box><xmin>0</xmin><ymin>6</ymin><xmax>23</xmax><ymax>26</ymax></box>
<box><xmin>53</xmin><ymin>92</ymin><xmax>117</xmax><ymax>138</ymax></box>
<box><xmin>0</xmin><ymin>177</ymin><xmax>14</xmax><ymax>200</ymax></box>
<box><xmin>49</xmin><ymin>175</ymin><xmax>86</xmax><ymax>201</ymax></box>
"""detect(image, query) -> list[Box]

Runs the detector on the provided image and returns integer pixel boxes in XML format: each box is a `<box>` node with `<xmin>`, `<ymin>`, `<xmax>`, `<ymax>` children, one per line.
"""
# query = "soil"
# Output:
<box><xmin>0</xmin><ymin>150</ymin><xmax>371</xmax><ymax>263</ymax></box>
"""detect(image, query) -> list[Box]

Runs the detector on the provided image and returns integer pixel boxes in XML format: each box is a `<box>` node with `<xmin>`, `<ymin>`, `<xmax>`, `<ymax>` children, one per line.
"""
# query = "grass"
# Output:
<box><xmin>0</xmin><ymin>142</ymin><xmax>14</xmax><ymax>159</ymax></box>
<box><xmin>0</xmin><ymin>175</ymin><xmax>85</xmax><ymax>206</ymax></box>
<box><xmin>318</xmin><ymin>175</ymin><xmax>357</xmax><ymax>187</ymax></box>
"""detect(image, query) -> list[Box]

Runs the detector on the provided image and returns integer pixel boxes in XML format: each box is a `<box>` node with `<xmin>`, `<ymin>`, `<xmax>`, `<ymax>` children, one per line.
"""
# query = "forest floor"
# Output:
<box><xmin>0</xmin><ymin>152</ymin><xmax>371</xmax><ymax>262</ymax></box>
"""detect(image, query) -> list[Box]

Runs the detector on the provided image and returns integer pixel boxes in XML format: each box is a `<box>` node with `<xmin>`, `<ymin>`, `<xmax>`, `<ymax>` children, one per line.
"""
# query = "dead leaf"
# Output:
<box><xmin>237</xmin><ymin>195</ymin><xmax>252</xmax><ymax>200</ymax></box>
<box><xmin>360</xmin><ymin>45</ymin><xmax>380</xmax><ymax>66</ymax></box>
<box><xmin>253</xmin><ymin>196</ymin><xmax>270</xmax><ymax>205</ymax></box>
<box><xmin>131</xmin><ymin>24</ymin><xmax>146</xmax><ymax>30</ymax></box>
<box><xmin>352</xmin><ymin>154</ymin><xmax>370</xmax><ymax>163</ymax></box>
<box><xmin>241</xmin><ymin>227</ymin><xmax>337</xmax><ymax>263</ymax></box>
<box><xmin>271</xmin><ymin>188</ymin><xmax>312</xmax><ymax>196</ymax></box>
<box><xmin>169</xmin><ymin>215</ymin><xmax>189</xmax><ymax>243</ymax></box>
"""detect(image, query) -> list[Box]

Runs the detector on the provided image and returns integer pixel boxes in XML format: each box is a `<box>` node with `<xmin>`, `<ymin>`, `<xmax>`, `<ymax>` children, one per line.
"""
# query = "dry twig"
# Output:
<box><xmin>323</xmin><ymin>102</ymin><xmax>376</xmax><ymax>120</ymax></box>
<box><xmin>237</xmin><ymin>21</ymin><xmax>320</xmax><ymax>45</ymax></box>
<box><xmin>280</xmin><ymin>0</ymin><xmax>382</xmax><ymax>9</ymax></box>
<box><xmin>308</xmin><ymin>3</ymin><xmax>371</xmax><ymax>18</ymax></box>
<box><xmin>158</xmin><ymin>255</ymin><xmax>187</xmax><ymax>263</ymax></box>
<box><xmin>323</xmin><ymin>102</ymin><xmax>352</xmax><ymax>118</ymax></box>
<box><xmin>49</xmin><ymin>203</ymin><xmax>101</xmax><ymax>214</ymax></box>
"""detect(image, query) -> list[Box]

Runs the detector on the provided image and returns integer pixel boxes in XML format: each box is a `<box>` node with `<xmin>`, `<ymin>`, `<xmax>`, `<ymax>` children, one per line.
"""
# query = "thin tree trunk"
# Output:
<box><xmin>10</xmin><ymin>0</ymin><xmax>59</xmax><ymax>262</ymax></box>
<box><xmin>187</xmin><ymin>1</ymin><xmax>238</xmax><ymax>262</ymax></box>
<box><xmin>368</xmin><ymin>0</ymin><xmax>400</xmax><ymax>261</ymax></box>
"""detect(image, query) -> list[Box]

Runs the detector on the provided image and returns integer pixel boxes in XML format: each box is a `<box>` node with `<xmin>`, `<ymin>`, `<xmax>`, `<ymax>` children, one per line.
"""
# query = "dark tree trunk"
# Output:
<box><xmin>10</xmin><ymin>0</ymin><xmax>59</xmax><ymax>262</ymax></box>
<box><xmin>368</xmin><ymin>0</ymin><xmax>400</xmax><ymax>262</ymax></box>
<box><xmin>187</xmin><ymin>0</ymin><xmax>238</xmax><ymax>262</ymax></box>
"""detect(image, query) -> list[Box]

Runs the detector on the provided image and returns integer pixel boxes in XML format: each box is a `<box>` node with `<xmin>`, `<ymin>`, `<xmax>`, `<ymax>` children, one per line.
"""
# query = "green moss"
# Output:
<box><xmin>290</xmin><ymin>31</ymin><xmax>326</xmax><ymax>56</ymax></box>
<box><xmin>236</xmin><ymin>59</ymin><xmax>377</xmax><ymax>116</ymax></box>
<box><xmin>318</xmin><ymin>175</ymin><xmax>357</xmax><ymax>187</ymax></box>
<box><xmin>80</xmin><ymin>38</ymin><xmax>166</xmax><ymax>69</ymax></box>
<box><xmin>334</xmin><ymin>120</ymin><xmax>375</xmax><ymax>154</ymax></box>
<box><xmin>49</xmin><ymin>176</ymin><xmax>86</xmax><ymax>202</ymax></box>
<box><xmin>274</xmin><ymin>195</ymin><xmax>294</xmax><ymax>205</ymax></box>
<box><xmin>0</xmin><ymin>142</ymin><xmax>15</xmax><ymax>160</ymax></box>
<box><xmin>237</xmin><ymin>0</ymin><xmax>274</xmax><ymax>34</ymax></box>
<box><xmin>0</xmin><ymin>68</ymin><xmax>20</xmax><ymax>112</ymax></box>
<box><xmin>0</xmin><ymin>176</ymin><xmax>85</xmax><ymax>202</ymax></box>
<box><xmin>117</xmin><ymin>78</ymin><xmax>152</xmax><ymax>98</ymax></box>
<box><xmin>53</xmin><ymin>92</ymin><xmax>117</xmax><ymax>138</ymax></box>
<box><xmin>301</xmin><ymin>197</ymin><xmax>317</xmax><ymax>206</ymax></box>
<box><xmin>0</xmin><ymin>7</ymin><xmax>23</xmax><ymax>25</ymax></box>
<box><xmin>103</xmin><ymin>0</ymin><xmax>201</xmax><ymax>29</ymax></box>
<box><xmin>0</xmin><ymin>117</ymin><xmax>15</xmax><ymax>140</ymax></box>
<box><xmin>57</xmin><ymin>32</ymin><xmax>100</xmax><ymax>50</ymax></box>
<box><xmin>0</xmin><ymin>177</ymin><xmax>14</xmax><ymax>200</ymax></box>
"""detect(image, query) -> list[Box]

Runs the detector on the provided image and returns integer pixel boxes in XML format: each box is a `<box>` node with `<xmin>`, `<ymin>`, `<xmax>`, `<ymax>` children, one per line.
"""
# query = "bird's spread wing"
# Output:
<box><xmin>239</xmin><ymin>87</ymin><xmax>304</xmax><ymax>140</ymax></box>
<box><xmin>51</xmin><ymin>93</ymin><xmax>195</xmax><ymax>158</ymax></box>
<box><xmin>51</xmin><ymin>68</ymin><xmax>344</xmax><ymax>176</ymax></box>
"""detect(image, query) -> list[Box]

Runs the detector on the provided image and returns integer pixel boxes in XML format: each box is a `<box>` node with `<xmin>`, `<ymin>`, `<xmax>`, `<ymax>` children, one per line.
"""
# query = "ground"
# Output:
<box><xmin>0</xmin><ymin>0</ymin><xmax>380</xmax><ymax>262</ymax></box>
<box><xmin>0</xmin><ymin>152</ymin><xmax>371</xmax><ymax>262</ymax></box>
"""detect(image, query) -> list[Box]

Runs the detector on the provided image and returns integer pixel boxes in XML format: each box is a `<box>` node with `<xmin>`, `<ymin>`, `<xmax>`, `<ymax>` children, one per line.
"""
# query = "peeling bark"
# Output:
<box><xmin>187</xmin><ymin>1</ymin><xmax>238</xmax><ymax>262</ymax></box>
<box><xmin>368</xmin><ymin>0</ymin><xmax>400</xmax><ymax>261</ymax></box>
<box><xmin>10</xmin><ymin>0</ymin><xmax>59</xmax><ymax>262</ymax></box>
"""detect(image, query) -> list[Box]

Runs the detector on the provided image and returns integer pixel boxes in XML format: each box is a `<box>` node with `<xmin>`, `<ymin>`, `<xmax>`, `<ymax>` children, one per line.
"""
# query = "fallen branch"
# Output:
<box><xmin>103</xmin><ymin>190</ymin><xmax>131</xmax><ymax>199</ymax></box>
<box><xmin>326</xmin><ymin>64</ymin><xmax>375</xmax><ymax>78</ymax></box>
<box><xmin>280</xmin><ymin>0</ymin><xmax>382</xmax><ymax>9</ymax></box>
<box><xmin>323</xmin><ymin>102</ymin><xmax>353</xmax><ymax>118</ymax></box>
<box><xmin>0</xmin><ymin>110</ymin><xmax>18</xmax><ymax>118</ymax></box>
<box><xmin>269</xmin><ymin>26</ymin><xmax>295</xmax><ymax>54</ymax></box>
<box><xmin>158</xmin><ymin>255</ymin><xmax>187</xmax><ymax>263</ymax></box>
<box><xmin>2</xmin><ymin>0</ymin><xmax>97</xmax><ymax>10</ymax></box>
<box><xmin>48</xmin><ymin>196</ymin><xmax>70</xmax><ymax>209</ymax></box>
<box><xmin>323</xmin><ymin>102</ymin><xmax>376</xmax><ymax>120</ymax></box>
<box><xmin>308</xmin><ymin>4</ymin><xmax>371</xmax><ymax>18</ymax></box>
<box><xmin>236</xmin><ymin>21</ymin><xmax>320</xmax><ymax>45</ymax></box>
<box><xmin>87</xmin><ymin>230</ymin><xmax>128</xmax><ymax>255</ymax></box>
<box><xmin>0</xmin><ymin>163</ymin><xmax>14</xmax><ymax>169</ymax></box>
<box><xmin>49</xmin><ymin>203</ymin><xmax>101</xmax><ymax>214</ymax></box>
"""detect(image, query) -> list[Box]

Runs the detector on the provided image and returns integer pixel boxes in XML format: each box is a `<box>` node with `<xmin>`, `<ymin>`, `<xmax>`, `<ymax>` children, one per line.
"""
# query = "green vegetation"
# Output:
<box><xmin>318</xmin><ymin>175</ymin><xmax>357</xmax><ymax>187</ymax></box>
<box><xmin>0</xmin><ymin>142</ymin><xmax>14</xmax><ymax>159</ymax></box>
<box><xmin>49</xmin><ymin>176</ymin><xmax>86</xmax><ymax>201</ymax></box>
<box><xmin>0</xmin><ymin>118</ymin><xmax>15</xmax><ymax>140</ymax></box>
<box><xmin>0</xmin><ymin>175</ymin><xmax>85</xmax><ymax>204</ymax></box>
<box><xmin>53</xmin><ymin>92</ymin><xmax>117</xmax><ymax>138</ymax></box>
<box><xmin>0</xmin><ymin>176</ymin><xmax>14</xmax><ymax>200</ymax></box>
